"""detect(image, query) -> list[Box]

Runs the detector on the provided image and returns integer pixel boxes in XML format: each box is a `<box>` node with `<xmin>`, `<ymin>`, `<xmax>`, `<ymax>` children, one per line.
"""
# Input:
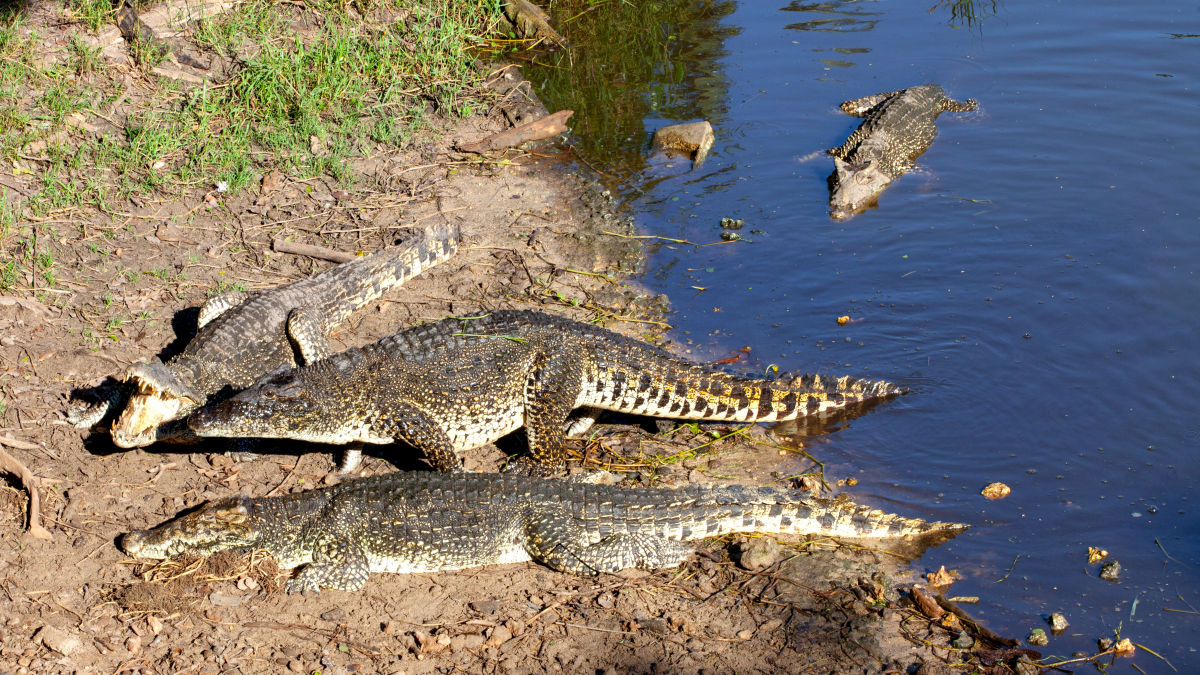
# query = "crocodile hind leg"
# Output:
<box><xmin>838</xmin><ymin>90</ymin><xmax>901</xmax><ymax>117</ymax></box>
<box><xmin>522</xmin><ymin>347</ymin><xmax>586</xmax><ymax>469</ymax></box>
<box><xmin>563</xmin><ymin>407</ymin><xmax>602</xmax><ymax>438</ymax></box>
<box><xmin>526</xmin><ymin>507</ymin><xmax>693</xmax><ymax>574</ymax></box>
<box><xmin>286</xmin><ymin>539</ymin><xmax>371</xmax><ymax>593</ymax></box>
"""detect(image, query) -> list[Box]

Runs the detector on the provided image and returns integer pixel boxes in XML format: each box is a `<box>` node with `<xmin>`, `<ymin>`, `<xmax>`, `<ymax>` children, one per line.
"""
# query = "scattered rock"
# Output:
<box><xmin>469</xmin><ymin>600</ymin><xmax>503</xmax><ymax>615</ymax></box>
<box><xmin>485</xmin><ymin>624</ymin><xmax>512</xmax><ymax>649</ymax></box>
<box><xmin>35</xmin><ymin>626</ymin><xmax>81</xmax><ymax>655</ymax></box>
<box><xmin>1113</xmin><ymin>638</ymin><xmax>1136</xmax><ymax>657</ymax></box>
<box><xmin>321</xmin><ymin>608</ymin><xmax>347</xmax><ymax>623</ymax></box>
<box><xmin>1026</xmin><ymin>628</ymin><xmax>1048</xmax><ymax>646</ymax></box>
<box><xmin>735</xmin><ymin>537</ymin><xmax>785</xmax><ymax>572</ymax></box>
<box><xmin>652</xmin><ymin>120</ymin><xmax>716</xmax><ymax>168</ymax></box>
<box><xmin>126</xmin><ymin>635</ymin><xmax>142</xmax><ymax>654</ymax></box>
<box><xmin>208</xmin><ymin>591</ymin><xmax>248</xmax><ymax>607</ymax></box>
<box><xmin>640</xmin><ymin>618</ymin><xmax>670</xmax><ymax>635</ymax></box>
<box><xmin>1099</xmin><ymin>560</ymin><xmax>1121</xmax><ymax>582</ymax></box>
<box><xmin>950</xmin><ymin>633</ymin><xmax>973</xmax><ymax>649</ymax></box>
<box><xmin>981</xmin><ymin>482</ymin><xmax>1011</xmax><ymax>500</ymax></box>
<box><xmin>1048</xmin><ymin>612</ymin><xmax>1069</xmax><ymax>632</ymax></box>
<box><xmin>735</xmin><ymin>628</ymin><xmax>754</xmax><ymax>640</ymax></box>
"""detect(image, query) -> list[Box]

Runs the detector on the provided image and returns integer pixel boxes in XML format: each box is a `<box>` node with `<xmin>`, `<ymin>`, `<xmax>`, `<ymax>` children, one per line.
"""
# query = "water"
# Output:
<box><xmin>523</xmin><ymin>0</ymin><xmax>1200</xmax><ymax>668</ymax></box>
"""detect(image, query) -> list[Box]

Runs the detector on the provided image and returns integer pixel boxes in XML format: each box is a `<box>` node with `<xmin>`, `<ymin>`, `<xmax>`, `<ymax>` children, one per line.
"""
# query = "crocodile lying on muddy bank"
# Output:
<box><xmin>122</xmin><ymin>470</ymin><xmax>968</xmax><ymax>593</ymax></box>
<box><xmin>828</xmin><ymin>84</ymin><xmax>978</xmax><ymax>220</ymax></box>
<box><xmin>188</xmin><ymin>310</ymin><xmax>905</xmax><ymax>472</ymax></box>
<box><xmin>67</xmin><ymin>225</ymin><xmax>459</xmax><ymax>448</ymax></box>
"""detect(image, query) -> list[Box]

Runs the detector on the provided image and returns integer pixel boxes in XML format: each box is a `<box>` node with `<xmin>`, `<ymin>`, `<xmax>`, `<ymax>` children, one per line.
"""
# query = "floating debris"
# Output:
<box><xmin>1048</xmin><ymin>612</ymin><xmax>1069</xmax><ymax>632</ymax></box>
<box><xmin>981</xmin><ymin>482</ymin><xmax>1011</xmax><ymax>500</ymax></box>
<box><xmin>719</xmin><ymin>217</ymin><xmax>745</xmax><ymax>230</ymax></box>
<box><xmin>1113</xmin><ymin>638</ymin><xmax>1136</xmax><ymax>657</ymax></box>
<box><xmin>926</xmin><ymin>565</ymin><xmax>955</xmax><ymax>587</ymax></box>
<box><xmin>1087</xmin><ymin>546</ymin><xmax>1108</xmax><ymax>564</ymax></box>
<box><xmin>837</xmin><ymin>315</ymin><xmax>851</xmax><ymax>326</ymax></box>
<box><xmin>1099</xmin><ymin>560</ymin><xmax>1121</xmax><ymax>582</ymax></box>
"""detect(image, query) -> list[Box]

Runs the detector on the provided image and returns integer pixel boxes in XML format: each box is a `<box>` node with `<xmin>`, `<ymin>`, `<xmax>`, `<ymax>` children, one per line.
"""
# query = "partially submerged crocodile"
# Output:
<box><xmin>828</xmin><ymin>84</ymin><xmax>977</xmax><ymax>220</ymax></box>
<box><xmin>188</xmin><ymin>310</ymin><xmax>904</xmax><ymax>472</ymax></box>
<box><xmin>122</xmin><ymin>471</ymin><xmax>968</xmax><ymax>592</ymax></box>
<box><xmin>69</xmin><ymin>225</ymin><xmax>459</xmax><ymax>448</ymax></box>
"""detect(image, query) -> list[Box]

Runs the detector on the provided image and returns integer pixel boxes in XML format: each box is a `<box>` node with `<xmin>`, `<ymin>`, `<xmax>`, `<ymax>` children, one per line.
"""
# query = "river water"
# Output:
<box><xmin>523</xmin><ymin>0</ymin><xmax>1200</xmax><ymax>669</ymax></box>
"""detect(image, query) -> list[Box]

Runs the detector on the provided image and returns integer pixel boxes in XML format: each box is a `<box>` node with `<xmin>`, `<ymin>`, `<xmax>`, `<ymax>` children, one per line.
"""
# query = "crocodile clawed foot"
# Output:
<box><xmin>503</xmin><ymin>456</ymin><xmax>565</xmax><ymax>479</ymax></box>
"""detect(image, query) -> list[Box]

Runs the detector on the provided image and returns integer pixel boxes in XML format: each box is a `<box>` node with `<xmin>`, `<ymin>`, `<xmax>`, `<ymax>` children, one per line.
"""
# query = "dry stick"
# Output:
<box><xmin>933</xmin><ymin>594</ymin><xmax>1018</xmax><ymax>647</ymax></box>
<box><xmin>0</xmin><ymin>443</ymin><xmax>53</xmax><ymax>540</ymax></box>
<box><xmin>271</xmin><ymin>238</ymin><xmax>357</xmax><ymax>264</ymax></box>
<box><xmin>457</xmin><ymin>109</ymin><xmax>574</xmax><ymax>154</ymax></box>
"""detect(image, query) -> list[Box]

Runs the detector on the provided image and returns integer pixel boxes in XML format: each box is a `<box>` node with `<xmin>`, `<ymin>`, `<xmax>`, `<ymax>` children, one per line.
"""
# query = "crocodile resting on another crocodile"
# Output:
<box><xmin>188</xmin><ymin>310</ymin><xmax>905</xmax><ymax>472</ymax></box>
<box><xmin>122</xmin><ymin>470</ymin><xmax>968</xmax><ymax>593</ymax></box>
<box><xmin>68</xmin><ymin>225</ymin><xmax>459</xmax><ymax>448</ymax></box>
<box><xmin>828</xmin><ymin>84</ymin><xmax>977</xmax><ymax>220</ymax></box>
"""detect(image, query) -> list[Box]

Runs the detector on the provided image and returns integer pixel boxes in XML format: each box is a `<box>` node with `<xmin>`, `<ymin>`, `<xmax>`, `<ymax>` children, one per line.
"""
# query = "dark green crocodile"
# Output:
<box><xmin>828</xmin><ymin>84</ymin><xmax>978</xmax><ymax>220</ymax></box>
<box><xmin>68</xmin><ymin>225</ymin><xmax>459</xmax><ymax>449</ymax></box>
<box><xmin>188</xmin><ymin>310</ymin><xmax>904</xmax><ymax>472</ymax></box>
<box><xmin>121</xmin><ymin>471</ymin><xmax>968</xmax><ymax>592</ymax></box>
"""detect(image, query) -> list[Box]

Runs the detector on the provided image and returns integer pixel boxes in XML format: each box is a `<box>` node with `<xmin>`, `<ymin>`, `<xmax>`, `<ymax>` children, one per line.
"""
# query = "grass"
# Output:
<box><xmin>0</xmin><ymin>0</ymin><xmax>506</xmax><ymax>218</ymax></box>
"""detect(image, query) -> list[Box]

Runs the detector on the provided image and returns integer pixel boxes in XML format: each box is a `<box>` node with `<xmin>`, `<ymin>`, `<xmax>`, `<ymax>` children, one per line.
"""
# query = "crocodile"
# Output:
<box><xmin>121</xmin><ymin>470</ymin><xmax>968</xmax><ymax>592</ymax></box>
<box><xmin>187</xmin><ymin>310</ymin><xmax>904</xmax><ymax>472</ymax></box>
<box><xmin>68</xmin><ymin>225</ymin><xmax>459</xmax><ymax>449</ymax></box>
<box><xmin>828</xmin><ymin>84</ymin><xmax>977</xmax><ymax>220</ymax></box>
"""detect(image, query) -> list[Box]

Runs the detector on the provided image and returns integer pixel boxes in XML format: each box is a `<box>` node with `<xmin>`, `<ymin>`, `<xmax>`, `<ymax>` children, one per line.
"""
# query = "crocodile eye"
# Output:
<box><xmin>265</xmin><ymin>380</ymin><xmax>304</xmax><ymax>400</ymax></box>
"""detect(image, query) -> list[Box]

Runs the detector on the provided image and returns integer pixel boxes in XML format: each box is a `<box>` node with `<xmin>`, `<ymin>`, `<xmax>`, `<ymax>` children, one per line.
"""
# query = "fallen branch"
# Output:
<box><xmin>271</xmin><ymin>239</ymin><xmax>357</xmax><ymax>264</ymax></box>
<box><xmin>935</xmin><ymin>594</ymin><xmax>1018</xmax><ymax>647</ymax></box>
<box><xmin>0</xmin><ymin>441</ymin><xmax>53</xmax><ymax>540</ymax></box>
<box><xmin>457</xmin><ymin>110</ymin><xmax>574</xmax><ymax>154</ymax></box>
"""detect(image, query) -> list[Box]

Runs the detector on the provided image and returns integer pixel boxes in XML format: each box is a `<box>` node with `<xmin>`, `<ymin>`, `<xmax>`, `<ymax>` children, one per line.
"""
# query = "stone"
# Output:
<box><xmin>35</xmin><ymin>626</ymin><xmax>81</xmax><ymax>655</ymax></box>
<box><xmin>735</xmin><ymin>537</ymin><xmax>785</xmax><ymax>572</ymax></box>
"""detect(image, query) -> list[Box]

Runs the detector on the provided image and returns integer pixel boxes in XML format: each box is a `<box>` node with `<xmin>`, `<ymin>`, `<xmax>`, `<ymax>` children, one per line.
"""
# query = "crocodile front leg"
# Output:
<box><xmin>197</xmin><ymin>291</ymin><xmax>254</xmax><ymax>329</ymax></box>
<box><xmin>286</xmin><ymin>305</ymin><xmax>337</xmax><ymax>363</ymax></box>
<box><xmin>387</xmin><ymin>403</ymin><xmax>463</xmax><ymax>472</ymax></box>
<box><xmin>286</xmin><ymin>539</ymin><xmax>371</xmax><ymax>593</ymax></box>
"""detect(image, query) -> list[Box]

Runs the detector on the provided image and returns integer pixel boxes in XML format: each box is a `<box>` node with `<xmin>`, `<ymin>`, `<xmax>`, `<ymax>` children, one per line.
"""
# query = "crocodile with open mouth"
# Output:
<box><xmin>68</xmin><ymin>225</ymin><xmax>459</xmax><ymax>449</ymax></box>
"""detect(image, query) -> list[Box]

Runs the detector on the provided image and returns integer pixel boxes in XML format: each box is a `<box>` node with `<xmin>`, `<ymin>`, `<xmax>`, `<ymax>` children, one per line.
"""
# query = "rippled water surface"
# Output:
<box><xmin>524</xmin><ymin>0</ymin><xmax>1200</xmax><ymax>669</ymax></box>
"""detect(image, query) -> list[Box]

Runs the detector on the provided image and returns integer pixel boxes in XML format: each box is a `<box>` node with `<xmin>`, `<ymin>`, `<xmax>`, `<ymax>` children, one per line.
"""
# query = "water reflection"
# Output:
<box><xmin>520</xmin><ymin>0</ymin><xmax>738</xmax><ymax>177</ymax></box>
<box><xmin>780</xmin><ymin>1</ymin><xmax>881</xmax><ymax>33</ymax></box>
<box><xmin>929</xmin><ymin>0</ymin><xmax>1001</xmax><ymax>31</ymax></box>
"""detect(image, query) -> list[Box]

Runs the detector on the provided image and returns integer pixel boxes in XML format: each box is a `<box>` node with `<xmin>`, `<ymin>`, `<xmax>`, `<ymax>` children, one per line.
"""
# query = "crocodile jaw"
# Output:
<box><xmin>111</xmin><ymin>361</ymin><xmax>201</xmax><ymax>448</ymax></box>
<box><xmin>122</xmin><ymin>496</ymin><xmax>259</xmax><ymax>559</ymax></box>
<box><xmin>189</xmin><ymin>397</ymin><xmax>387</xmax><ymax>446</ymax></box>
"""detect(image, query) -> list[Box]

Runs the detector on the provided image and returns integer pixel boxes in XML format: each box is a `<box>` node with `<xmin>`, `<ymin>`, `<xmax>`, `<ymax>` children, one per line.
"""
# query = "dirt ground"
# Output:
<box><xmin>0</xmin><ymin>3</ymin><xmax>1037</xmax><ymax>674</ymax></box>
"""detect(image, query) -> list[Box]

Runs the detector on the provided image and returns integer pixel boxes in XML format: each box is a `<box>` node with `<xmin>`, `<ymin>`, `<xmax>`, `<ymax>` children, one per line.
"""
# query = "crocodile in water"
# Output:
<box><xmin>188</xmin><ymin>310</ymin><xmax>904</xmax><ymax>472</ymax></box>
<box><xmin>121</xmin><ymin>471</ymin><xmax>968</xmax><ymax>592</ymax></box>
<box><xmin>828</xmin><ymin>84</ymin><xmax>977</xmax><ymax>220</ymax></box>
<box><xmin>70</xmin><ymin>225</ymin><xmax>459</xmax><ymax>449</ymax></box>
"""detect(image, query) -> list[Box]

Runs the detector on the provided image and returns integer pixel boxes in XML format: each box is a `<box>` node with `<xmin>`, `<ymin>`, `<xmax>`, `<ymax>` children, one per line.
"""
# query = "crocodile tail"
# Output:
<box><xmin>316</xmin><ymin>223</ymin><xmax>461</xmax><ymax>325</ymax></box>
<box><xmin>669</xmin><ymin>485</ymin><xmax>968</xmax><ymax>541</ymax></box>
<box><xmin>589</xmin><ymin>356</ymin><xmax>905</xmax><ymax>424</ymax></box>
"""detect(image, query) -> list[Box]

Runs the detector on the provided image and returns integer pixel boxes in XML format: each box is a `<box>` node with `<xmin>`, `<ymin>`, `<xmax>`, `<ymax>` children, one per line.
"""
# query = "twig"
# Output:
<box><xmin>994</xmin><ymin>554</ymin><xmax>1020</xmax><ymax>583</ymax></box>
<box><xmin>271</xmin><ymin>238</ymin><xmax>357</xmax><ymax>264</ymax></box>
<box><xmin>0</xmin><ymin>443</ymin><xmax>53</xmax><ymax>539</ymax></box>
<box><xmin>457</xmin><ymin>110</ymin><xmax>574</xmax><ymax>153</ymax></box>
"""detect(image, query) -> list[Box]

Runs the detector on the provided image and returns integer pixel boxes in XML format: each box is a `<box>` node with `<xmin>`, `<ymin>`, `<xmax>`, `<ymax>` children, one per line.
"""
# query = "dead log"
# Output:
<box><xmin>457</xmin><ymin>110</ymin><xmax>574</xmax><ymax>154</ymax></box>
<box><xmin>271</xmin><ymin>239</ymin><xmax>357</xmax><ymax>264</ymax></box>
